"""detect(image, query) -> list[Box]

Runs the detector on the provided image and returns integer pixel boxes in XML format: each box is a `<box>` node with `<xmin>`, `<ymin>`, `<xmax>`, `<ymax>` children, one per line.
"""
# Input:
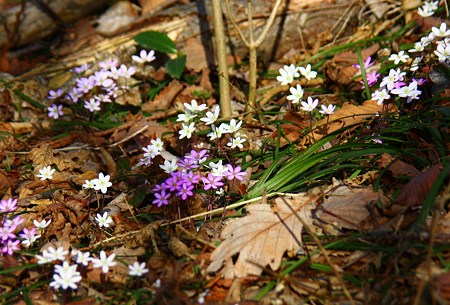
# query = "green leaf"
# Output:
<box><xmin>134</xmin><ymin>31</ymin><xmax>177</xmax><ymax>54</ymax></box>
<box><xmin>165</xmin><ymin>55</ymin><xmax>186</xmax><ymax>79</ymax></box>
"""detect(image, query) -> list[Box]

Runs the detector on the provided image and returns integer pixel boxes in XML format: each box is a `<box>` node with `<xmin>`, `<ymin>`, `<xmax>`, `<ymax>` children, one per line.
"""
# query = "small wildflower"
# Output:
<box><xmin>200</xmin><ymin>105</ymin><xmax>220</xmax><ymax>125</ymax></box>
<box><xmin>224</xmin><ymin>165</ymin><xmax>247</xmax><ymax>181</ymax></box>
<box><xmin>179</xmin><ymin>122</ymin><xmax>196</xmax><ymax>139</ymax></box>
<box><xmin>352</xmin><ymin>56</ymin><xmax>374</xmax><ymax>70</ymax></box>
<box><xmin>91</xmin><ymin>250</ymin><xmax>116</xmax><ymax>273</ymax></box>
<box><xmin>300</xmin><ymin>96</ymin><xmax>319</xmax><ymax>112</ymax></box>
<box><xmin>48</xmin><ymin>89</ymin><xmax>64</xmax><ymax>100</ymax></box>
<box><xmin>286</xmin><ymin>84</ymin><xmax>304</xmax><ymax>104</ymax></box>
<box><xmin>221</xmin><ymin>119</ymin><xmax>242</xmax><ymax>133</ymax></box>
<box><xmin>277</xmin><ymin>64</ymin><xmax>299</xmax><ymax>85</ymax></box>
<box><xmin>227</xmin><ymin>136</ymin><xmax>247</xmax><ymax>149</ymax></box>
<box><xmin>2</xmin><ymin>239</ymin><xmax>20</xmax><ymax>255</ymax></box>
<box><xmin>202</xmin><ymin>174</ymin><xmax>223</xmax><ymax>190</ymax></box>
<box><xmin>50</xmin><ymin>261</ymin><xmax>82</xmax><ymax>290</ymax></box>
<box><xmin>160</xmin><ymin>158</ymin><xmax>178</xmax><ymax>173</ymax></box>
<box><xmin>371</xmin><ymin>89</ymin><xmax>391</xmax><ymax>105</ymax></box>
<box><xmin>19</xmin><ymin>228</ymin><xmax>40</xmax><ymax>247</ymax></box>
<box><xmin>92</xmin><ymin>173</ymin><xmax>112</xmax><ymax>194</ymax></box>
<box><xmin>82</xmin><ymin>179</ymin><xmax>96</xmax><ymax>189</ymax></box>
<box><xmin>34</xmin><ymin>219</ymin><xmax>51</xmax><ymax>230</ymax></box>
<box><xmin>129</xmin><ymin>261</ymin><xmax>149</xmax><ymax>277</ymax></box>
<box><xmin>0</xmin><ymin>198</ymin><xmax>18</xmax><ymax>213</ymax></box>
<box><xmin>153</xmin><ymin>190</ymin><xmax>170</xmax><ymax>207</ymax></box>
<box><xmin>95</xmin><ymin>212</ymin><xmax>114</xmax><ymax>228</ymax></box>
<box><xmin>84</xmin><ymin>98</ymin><xmax>101</xmax><ymax>112</ymax></box>
<box><xmin>36</xmin><ymin>166</ymin><xmax>55</xmax><ymax>180</ymax></box>
<box><xmin>432</xmin><ymin>23</ymin><xmax>450</xmax><ymax>37</ymax></box>
<box><xmin>183</xmin><ymin>99</ymin><xmax>208</xmax><ymax>113</ymax></box>
<box><xmin>298</xmin><ymin>64</ymin><xmax>317</xmax><ymax>80</ymax></box>
<box><xmin>319</xmin><ymin>104</ymin><xmax>336</xmax><ymax>115</ymax></box>
<box><xmin>388</xmin><ymin>51</ymin><xmax>410</xmax><ymax>65</ymax></box>
<box><xmin>47</xmin><ymin>104</ymin><xmax>64</xmax><ymax>119</ymax></box>
<box><xmin>132</xmin><ymin>49</ymin><xmax>156</xmax><ymax>64</ymax></box>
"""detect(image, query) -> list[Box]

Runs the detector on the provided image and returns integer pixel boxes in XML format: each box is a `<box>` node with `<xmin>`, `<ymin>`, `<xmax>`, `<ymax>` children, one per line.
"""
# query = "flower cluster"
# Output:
<box><xmin>82</xmin><ymin>172</ymin><xmax>113</xmax><ymax>194</ymax></box>
<box><xmin>352</xmin><ymin>56</ymin><xmax>380</xmax><ymax>88</ymax></box>
<box><xmin>0</xmin><ymin>198</ymin><xmax>23</xmax><ymax>255</ymax></box>
<box><xmin>417</xmin><ymin>0</ymin><xmax>439</xmax><ymax>17</ymax></box>
<box><xmin>371</xmin><ymin>18</ymin><xmax>450</xmax><ymax>105</ymax></box>
<box><xmin>47</xmin><ymin>49</ymin><xmax>155</xmax><ymax>119</ymax></box>
<box><xmin>277</xmin><ymin>64</ymin><xmax>318</xmax><ymax>104</ymax></box>
<box><xmin>36</xmin><ymin>246</ymin><xmax>147</xmax><ymax>290</ymax></box>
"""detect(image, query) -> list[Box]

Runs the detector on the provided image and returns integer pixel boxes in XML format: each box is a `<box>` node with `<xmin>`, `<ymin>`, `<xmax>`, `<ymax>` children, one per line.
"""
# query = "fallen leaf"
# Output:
<box><xmin>141</xmin><ymin>80</ymin><xmax>183</xmax><ymax>112</ymax></box>
<box><xmin>376</xmin><ymin>153</ymin><xmax>421</xmax><ymax>177</ymax></box>
<box><xmin>207</xmin><ymin>195</ymin><xmax>313</xmax><ymax>278</ymax></box>
<box><xmin>395</xmin><ymin>164</ymin><xmax>443</xmax><ymax>207</ymax></box>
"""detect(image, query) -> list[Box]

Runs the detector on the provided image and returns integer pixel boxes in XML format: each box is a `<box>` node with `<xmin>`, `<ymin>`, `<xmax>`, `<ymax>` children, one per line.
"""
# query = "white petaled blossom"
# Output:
<box><xmin>91</xmin><ymin>250</ymin><xmax>117</xmax><ymax>274</ymax></box>
<box><xmin>179</xmin><ymin>122</ymin><xmax>196</xmax><ymax>139</ymax></box>
<box><xmin>319</xmin><ymin>104</ymin><xmax>336</xmax><ymax>115</ymax></box>
<box><xmin>299</xmin><ymin>64</ymin><xmax>317</xmax><ymax>80</ymax></box>
<box><xmin>183</xmin><ymin>99</ymin><xmax>208</xmax><ymax>113</ymax></box>
<box><xmin>200</xmin><ymin>106</ymin><xmax>220</xmax><ymax>125</ymax></box>
<box><xmin>276</xmin><ymin>64</ymin><xmax>299</xmax><ymax>85</ymax></box>
<box><xmin>410</xmin><ymin>57</ymin><xmax>423</xmax><ymax>71</ymax></box>
<box><xmin>36</xmin><ymin>166</ymin><xmax>55</xmax><ymax>181</ymax></box>
<box><xmin>409</xmin><ymin>41</ymin><xmax>426</xmax><ymax>53</ymax></box>
<box><xmin>150</xmin><ymin>138</ymin><xmax>164</xmax><ymax>152</ymax></box>
<box><xmin>418</xmin><ymin>5</ymin><xmax>435</xmax><ymax>17</ymax></box>
<box><xmin>82</xmin><ymin>179</ymin><xmax>96</xmax><ymax>189</ymax></box>
<box><xmin>143</xmin><ymin>145</ymin><xmax>159</xmax><ymax>160</ymax></box>
<box><xmin>371</xmin><ymin>89</ymin><xmax>391</xmax><ymax>105</ymax></box>
<box><xmin>211</xmin><ymin>163</ymin><xmax>226</xmax><ymax>177</ymax></box>
<box><xmin>132</xmin><ymin>49</ymin><xmax>156</xmax><ymax>64</ymax></box>
<box><xmin>128</xmin><ymin>261</ymin><xmax>149</xmax><ymax>277</ymax></box>
<box><xmin>300</xmin><ymin>96</ymin><xmax>319</xmax><ymax>112</ymax></box>
<box><xmin>34</xmin><ymin>219</ymin><xmax>51</xmax><ymax>230</ymax></box>
<box><xmin>92</xmin><ymin>173</ymin><xmax>112</xmax><ymax>194</ymax></box>
<box><xmin>380</xmin><ymin>68</ymin><xmax>405</xmax><ymax>90</ymax></box>
<box><xmin>84</xmin><ymin>98</ymin><xmax>101</xmax><ymax>112</ymax></box>
<box><xmin>286</xmin><ymin>84</ymin><xmax>304</xmax><ymax>104</ymax></box>
<box><xmin>432</xmin><ymin>23</ymin><xmax>450</xmax><ymax>37</ymax></box>
<box><xmin>50</xmin><ymin>261</ymin><xmax>82</xmax><ymax>290</ymax></box>
<box><xmin>159</xmin><ymin>158</ymin><xmax>178</xmax><ymax>173</ymax></box>
<box><xmin>71</xmin><ymin>249</ymin><xmax>91</xmax><ymax>266</ymax></box>
<box><xmin>207</xmin><ymin>124</ymin><xmax>227</xmax><ymax>140</ymax></box>
<box><xmin>227</xmin><ymin>136</ymin><xmax>247</xmax><ymax>149</ymax></box>
<box><xmin>176</xmin><ymin>111</ymin><xmax>197</xmax><ymax>123</ymax></box>
<box><xmin>388</xmin><ymin>51</ymin><xmax>410</xmax><ymax>65</ymax></box>
<box><xmin>36</xmin><ymin>246</ymin><xmax>68</xmax><ymax>264</ymax></box>
<box><xmin>434</xmin><ymin>43</ymin><xmax>450</xmax><ymax>62</ymax></box>
<box><xmin>95</xmin><ymin>212</ymin><xmax>114</xmax><ymax>228</ymax></box>
<box><xmin>390</xmin><ymin>81</ymin><xmax>421</xmax><ymax>103</ymax></box>
<box><xmin>221</xmin><ymin>119</ymin><xmax>242</xmax><ymax>134</ymax></box>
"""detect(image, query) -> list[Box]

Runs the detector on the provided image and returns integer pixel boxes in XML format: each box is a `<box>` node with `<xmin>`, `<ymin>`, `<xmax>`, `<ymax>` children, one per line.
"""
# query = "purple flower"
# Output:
<box><xmin>0</xmin><ymin>198</ymin><xmax>18</xmax><ymax>213</ymax></box>
<box><xmin>178</xmin><ymin>157</ymin><xmax>198</xmax><ymax>170</ymax></box>
<box><xmin>48</xmin><ymin>89</ymin><xmax>64</xmax><ymax>100</ymax></box>
<box><xmin>176</xmin><ymin>183</ymin><xmax>194</xmax><ymax>200</ymax></box>
<box><xmin>76</xmin><ymin>77</ymin><xmax>95</xmax><ymax>94</ymax></box>
<box><xmin>118</xmin><ymin>64</ymin><xmax>136</xmax><ymax>78</ymax></box>
<box><xmin>153</xmin><ymin>183</ymin><xmax>166</xmax><ymax>192</ymax></box>
<box><xmin>99</xmin><ymin>58</ymin><xmax>119</xmax><ymax>71</ymax></box>
<box><xmin>363</xmin><ymin>70</ymin><xmax>380</xmax><ymax>87</ymax></box>
<box><xmin>352</xmin><ymin>56</ymin><xmax>374</xmax><ymax>70</ymax></box>
<box><xmin>0</xmin><ymin>225</ymin><xmax>15</xmax><ymax>241</ymax></box>
<box><xmin>94</xmin><ymin>71</ymin><xmax>114</xmax><ymax>88</ymax></box>
<box><xmin>202</xmin><ymin>174</ymin><xmax>223</xmax><ymax>190</ymax></box>
<box><xmin>182</xmin><ymin>171</ymin><xmax>201</xmax><ymax>185</ymax></box>
<box><xmin>186</xmin><ymin>150</ymin><xmax>209</xmax><ymax>164</ymax></box>
<box><xmin>2</xmin><ymin>239</ymin><xmax>20</xmax><ymax>255</ymax></box>
<box><xmin>47</xmin><ymin>104</ymin><xmax>64</xmax><ymax>119</ymax></box>
<box><xmin>413</xmin><ymin>78</ymin><xmax>426</xmax><ymax>86</ymax></box>
<box><xmin>153</xmin><ymin>190</ymin><xmax>170</xmax><ymax>207</ymax></box>
<box><xmin>5</xmin><ymin>216</ymin><xmax>24</xmax><ymax>229</ymax></box>
<box><xmin>223</xmin><ymin>165</ymin><xmax>247</xmax><ymax>181</ymax></box>
<box><xmin>72</xmin><ymin>63</ymin><xmax>89</xmax><ymax>74</ymax></box>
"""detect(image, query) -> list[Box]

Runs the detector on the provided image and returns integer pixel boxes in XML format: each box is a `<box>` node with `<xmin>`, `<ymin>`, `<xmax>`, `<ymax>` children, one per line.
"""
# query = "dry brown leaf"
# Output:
<box><xmin>184</xmin><ymin>37</ymin><xmax>209</xmax><ymax>72</ymax></box>
<box><xmin>395</xmin><ymin>163</ymin><xmax>443</xmax><ymax>207</ymax></box>
<box><xmin>207</xmin><ymin>195</ymin><xmax>313</xmax><ymax>278</ymax></box>
<box><xmin>376</xmin><ymin>153</ymin><xmax>421</xmax><ymax>177</ymax></box>
<box><xmin>311</xmin><ymin>99</ymin><xmax>394</xmax><ymax>141</ymax></box>
<box><xmin>317</xmin><ymin>184</ymin><xmax>379</xmax><ymax>230</ymax></box>
<box><xmin>141</xmin><ymin>80</ymin><xmax>183</xmax><ymax>112</ymax></box>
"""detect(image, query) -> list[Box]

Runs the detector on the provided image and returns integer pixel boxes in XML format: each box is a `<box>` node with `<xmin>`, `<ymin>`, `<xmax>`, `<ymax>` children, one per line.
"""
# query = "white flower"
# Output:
<box><xmin>276</xmin><ymin>64</ymin><xmax>299</xmax><ymax>85</ymax></box>
<box><xmin>95</xmin><ymin>212</ymin><xmax>114</xmax><ymax>228</ymax></box>
<box><xmin>221</xmin><ymin>119</ymin><xmax>242</xmax><ymax>133</ymax></box>
<box><xmin>183</xmin><ymin>99</ymin><xmax>208</xmax><ymax>113</ymax></box>
<box><xmin>423</xmin><ymin>0</ymin><xmax>439</xmax><ymax>11</ymax></box>
<box><xmin>432</xmin><ymin>23</ymin><xmax>450</xmax><ymax>37</ymax></box>
<box><xmin>34</xmin><ymin>219</ymin><xmax>51</xmax><ymax>230</ymax></box>
<box><xmin>434</xmin><ymin>43</ymin><xmax>450</xmax><ymax>62</ymax></box>
<box><xmin>36</xmin><ymin>246</ymin><xmax>68</xmax><ymax>264</ymax></box>
<box><xmin>132</xmin><ymin>50</ymin><xmax>156</xmax><ymax>64</ymax></box>
<box><xmin>176</xmin><ymin>111</ymin><xmax>197</xmax><ymax>123</ymax></box>
<box><xmin>408</xmin><ymin>41</ymin><xmax>425</xmax><ymax>53</ymax></box>
<box><xmin>371</xmin><ymin>89</ymin><xmax>391</xmax><ymax>105</ymax></box>
<box><xmin>84</xmin><ymin>98</ymin><xmax>101</xmax><ymax>112</ymax></box>
<box><xmin>159</xmin><ymin>158</ymin><xmax>178</xmax><ymax>173</ymax></box>
<box><xmin>36</xmin><ymin>166</ymin><xmax>55</xmax><ymax>180</ymax></box>
<box><xmin>319</xmin><ymin>104</ymin><xmax>336</xmax><ymax>115</ymax></box>
<box><xmin>380</xmin><ymin>68</ymin><xmax>405</xmax><ymax>90</ymax></box>
<box><xmin>150</xmin><ymin>138</ymin><xmax>164</xmax><ymax>152</ymax></box>
<box><xmin>82</xmin><ymin>179</ymin><xmax>96</xmax><ymax>189</ymax></box>
<box><xmin>300</xmin><ymin>96</ymin><xmax>319</xmax><ymax>112</ymax></box>
<box><xmin>299</xmin><ymin>64</ymin><xmax>317</xmax><ymax>80</ymax></box>
<box><xmin>388</xmin><ymin>51</ymin><xmax>410</xmax><ymax>65</ymax></box>
<box><xmin>143</xmin><ymin>145</ymin><xmax>159</xmax><ymax>159</ymax></box>
<box><xmin>410</xmin><ymin>56</ymin><xmax>423</xmax><ymax>71</ymax></box>
<box><xmin>128</xmin><ymin>261</ymin><xmax>149</xmax><ymax>277</ymax></box>
<box><xmin>92</xmin><ymin>173</ymin><xmax>112</xmax><ymax>194</ymax></box>
<box><xmin>47</xmin><ymin>104</ymin><xmax>64</xmax><ymax>119</ymax></box>
<box><xmin>286</xmin><ymin>84</ymin><xmax>304</xmax><ymax>104</ymax></box>
<box><xmin>179</xmin><ymin>122</ymin><xmax>196</xmax><ymax>139</ymax></box>
<box><xmin>200</xmin><ymin>105</ymin><xmax>220</xmax><ymax>125</ymax></box>
<box><xmin>91</xmin><ymin>250</ymin><xmax>116</xmax><ymax>274</ymax></box>
<box><xmin>211</xmin><ymin>163</ymin><xmax>226</xmax><ymax>177</ymax></box>
<box><xmin>391</xmin><ymin>81</ymin><xmax>421</xmax><ymax>102</ymax></box>
<box><xmin>71</xmin><ymin>250</ymin><xmax>91</xmax><ymax>266</ymax></box>
<box><xmin>227</xmin><ymin>136</ymin><xmax>246</xmax><ymax>149</ymax></box>
<box><xmin>417</xmin><ymin>6</ymin><xmax>434</xmax><ymax>17</ymax></box>
<box><xmin>50</xmin><ymin>261</ymin><xmax>82</xmax><ymax>290</ymax></box>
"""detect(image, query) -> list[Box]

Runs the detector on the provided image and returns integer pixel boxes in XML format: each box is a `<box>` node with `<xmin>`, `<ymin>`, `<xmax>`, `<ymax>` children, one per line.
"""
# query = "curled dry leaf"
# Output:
<box><xmin>207</xmin><ymin>195</ymin><xmax>313</xmax><ymax>278</ymax></box>
<box><xmin>376</xmin><ymin>153</ymin><xmax>421</xmax><ymax>177</ymax></box>
<box><xmin>395</xmin><ymin>163</ymin><xmax>443</xmax><ymax>207</ymax></box>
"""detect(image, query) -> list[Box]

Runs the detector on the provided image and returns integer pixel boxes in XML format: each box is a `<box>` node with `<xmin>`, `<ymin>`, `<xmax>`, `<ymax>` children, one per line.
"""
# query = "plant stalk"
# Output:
<box><xmin>211</xmin><ymin>0</ymin><xmax>232</xmax><ymax>119</ymax></box>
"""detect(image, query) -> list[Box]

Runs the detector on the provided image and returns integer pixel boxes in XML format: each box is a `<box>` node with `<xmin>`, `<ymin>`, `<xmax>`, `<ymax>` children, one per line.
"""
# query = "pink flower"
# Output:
<box><xmin>224</xmin><ymin>165</ymin><xmax>247</xmax><ymax>181</ymax></box>
<box><xmin>153</xmin><ymin>190</ymin><xmax>170</xmax><ymax>207</ymax></box>
<box><xmin>202</xmin><ymin>174</ymin><xmax>223</xmax><ymax>190</ymax></box>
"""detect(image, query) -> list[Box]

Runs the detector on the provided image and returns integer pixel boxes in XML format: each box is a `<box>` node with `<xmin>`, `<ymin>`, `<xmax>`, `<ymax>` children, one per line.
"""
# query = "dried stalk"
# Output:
<box><xmin>224</xmin><ymin>0</ymin><xmax>282</xmax><ymax>120</ymax></box>
<box><xmin>211</xmin><ymin>0</ymin><xmax>232</xmax><ymax>118</ymax></box>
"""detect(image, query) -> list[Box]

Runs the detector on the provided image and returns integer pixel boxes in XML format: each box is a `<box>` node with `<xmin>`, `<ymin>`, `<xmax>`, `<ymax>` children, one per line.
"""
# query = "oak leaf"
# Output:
<box><xmin>207</xmin><ymin>196</ymin><xmax>313</xmax><ymax>278</ymax></box>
